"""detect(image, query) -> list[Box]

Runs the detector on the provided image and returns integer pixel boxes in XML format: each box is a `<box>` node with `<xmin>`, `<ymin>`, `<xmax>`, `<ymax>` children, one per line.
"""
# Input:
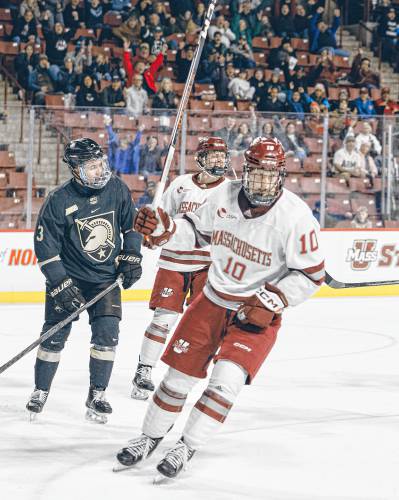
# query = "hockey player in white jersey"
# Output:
<box><xmin>116</xmin><ymin>137</ymin><xmax>325</xmax><ymax>480</ymax></box>
<box><xmin>131</xmin><ymin>137</ymin><xmax>229</xmax><ymax>399</ymax></box>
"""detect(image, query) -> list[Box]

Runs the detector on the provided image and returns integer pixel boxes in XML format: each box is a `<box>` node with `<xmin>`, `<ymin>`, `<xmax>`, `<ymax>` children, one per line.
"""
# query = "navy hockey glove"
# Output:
<box><xmin>49</xmin><ymin>277</ymin><xmax>86</xmax><ymax>314</ymax></box>
<box><xmin>235</xmin><ymin>284</ymin><xmax>287</xmax><ymax>333</ymax></box>
<box><xmin>117</xmin><ymin>252</ymin><xmax>142</xmax><ymax>289</ymax></box>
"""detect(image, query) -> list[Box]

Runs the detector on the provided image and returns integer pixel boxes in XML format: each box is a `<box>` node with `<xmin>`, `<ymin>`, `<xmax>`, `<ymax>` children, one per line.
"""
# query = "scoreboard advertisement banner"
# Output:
<box><xmin>0</xmin><ymin>229</ymin><xmax>397</xmax><ymax>302</ymax></box>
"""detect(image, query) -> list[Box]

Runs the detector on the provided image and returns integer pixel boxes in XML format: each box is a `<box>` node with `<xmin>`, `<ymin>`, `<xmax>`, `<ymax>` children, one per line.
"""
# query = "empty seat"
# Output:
<box><xmin>252</xmin><ymin>37</ymin><xmax>268</xmax><ymax>50</ymax></box>
<box><xmin>327</xmin><ymin>195</ymin><xmax>351</xmax><ymax>215</ymax></box>
<box><xmin>104</xmin><ymin>11</ymin><xmax>122</xmax><ymax>26</ymax></box>
<box><xmin>351</xmin><ymin>195</ymin><xmax>377</xmax><ymax>215</ymax></box>
<box><xmin>88</xmin><ymin>112</ymin><xmax>106</xmax><ymax>129</ymax></box>
<box><xmin>285</xmin><ymin>176</ymin><xmax>303</xmax><ymax>194</ymax></box>
<box><xmin>0</xmin><ymin>41</ymin><xmax>19</xmax><ymax>55</ymax></box>
<box><xmin>120</xmin><ymin>174</ymin><xmax>146</xmax><ymax>192</ymax></box>
<box><xmin>45</xmin><ymin>94</ymin><xmax>65</xmax><ymax>107</ymax></box>
<box><xmin>189</xmin><ymin>100</ymin><xmax>213</xmax><ymax>112</ymax></box>
<box><xmin>384</xmin><ymin>220</ymin><xmax>399</xmax><ymax>228</ymax></box>
<box><xmin>300</xmin><ymin>177</ymin><xmax>321</xmax><ymax>194</ymax></box>
<box><xmin>213</xmin><ymin>101</ymin><xmax>235</xmax><ymax>112</ymax></box>
<box><xmin>304</xmin><ymin>138</ymin><xmax>323</xmax><ymax>154</ymax></box>
<box><xmin>188</xmin><ymin>116</ymin><xmax>211</xmax><ymax>132</ymax></box>
<box><xmin>0</xmin><ymin>151</ymin><xmax>16</xmax><ymax>168</ymax></box>
<box><xmin>303</xmin><ymin>156</ymin><xmax>322</xmax><ymax>173</ymax></box>
<box><xmin>64</xmin><ymin>112</ymin><xmax>87</xmax><ymax>128</ymax></box>
<box><xmin>285</xmin><ymin>157</ymin><xmax>303</xmax><ymax>173</ymax></box>
<box><xmin>326</xmin><ymin>178</ymin><xmax>350</xmax><ymax>194</ymax></box>
<box><xmin>113</xmin><ymin>114</ymin><xmax>137</xmax><ymax>130</ymax></box>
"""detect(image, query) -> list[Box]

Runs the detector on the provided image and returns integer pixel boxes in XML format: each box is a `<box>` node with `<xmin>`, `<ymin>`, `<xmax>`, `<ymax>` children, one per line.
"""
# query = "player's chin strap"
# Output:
<box><xmin>255</xmin><ymin>285</ymin><xmax>288</xmax><ymax>314</ymax></box>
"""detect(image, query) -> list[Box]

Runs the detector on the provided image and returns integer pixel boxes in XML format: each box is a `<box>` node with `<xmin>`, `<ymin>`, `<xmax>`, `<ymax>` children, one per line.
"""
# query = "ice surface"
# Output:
<box><xmin>1</xmin><ymin>297</ymin><xmax>398</xmax><ymax>500</ymax></box>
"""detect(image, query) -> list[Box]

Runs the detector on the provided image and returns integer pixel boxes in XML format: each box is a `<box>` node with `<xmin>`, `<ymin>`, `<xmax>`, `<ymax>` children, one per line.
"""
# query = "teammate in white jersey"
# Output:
<box><xmin>131</xmin><ymin>137</ymin><xmax>229</xmax><ymax>399</ymax></box>
<box><xmin>116</xmin><ymin>137</ymin><xmax>325</xmax><ymax>480</ymax></box>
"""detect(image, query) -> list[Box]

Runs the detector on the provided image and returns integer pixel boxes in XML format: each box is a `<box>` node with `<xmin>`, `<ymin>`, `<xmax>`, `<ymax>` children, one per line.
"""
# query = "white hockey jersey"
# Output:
<box><xmin>157</xmin><ymin>173</ymin><xmax>228</xmax><ymax>272</ymax></box>
<box><xmin>166</xmin><ymin>181</ymin><xmax>325</xmax><ymax>309</ymax></box>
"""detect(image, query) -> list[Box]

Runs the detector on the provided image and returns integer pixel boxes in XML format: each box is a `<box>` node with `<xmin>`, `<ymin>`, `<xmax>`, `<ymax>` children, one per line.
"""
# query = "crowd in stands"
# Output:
<box><xmin>1</xmin><ymin>0</ymin><xmax>399</xmax><ymax>227</ymax></box>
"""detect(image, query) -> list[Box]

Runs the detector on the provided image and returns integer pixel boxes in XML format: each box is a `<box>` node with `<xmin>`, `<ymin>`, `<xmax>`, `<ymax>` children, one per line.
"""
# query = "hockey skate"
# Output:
<box><xmin>85</xmin><ymin>386</ymin><xmax>112</xmax><ymax>424</ymax></box>
<box><xmin>154</xmin><ymin>438</ymin><xmax>195</xmax><ymax>484</ymax></box>
<box><xmin>113</xmin><ymin>434</ymin><xmax>163</xmax><ymax>472</ymax></box>
<box><xmin>131</xmin><ymin>363</ymin><xmax>155</xmax><ymax>401</ymax></box>
<box><xmin>26</xmin><ymin>389</ymin><xmax>49</xmax><ymax>421</ymax></box>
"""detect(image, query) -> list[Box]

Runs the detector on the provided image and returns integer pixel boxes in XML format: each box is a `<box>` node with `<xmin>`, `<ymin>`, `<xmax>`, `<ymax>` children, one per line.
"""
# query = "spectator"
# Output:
<box><xmin>329</xmin><ymin>99</ymin><xmax>358</xmax><ymax>139</ymax></box>
<box><xmin>105</xmin><ymin>116</ymin><xmax>143</xmax><ymax>174</ymax></box>
<box><xmin>261</xmin><ymin>121</ymin><xmax>276</xmax><ymax>138</ymax></box>
<box><xmin>148</xmin><ymin>26</ymin><xmax>166</xmax><ymax>56</ymax></box>
<box><xmin>207</xmin><ymin>31</ymin><xmax>228</xmax><ymax>56</ymax></box>
<box><xmin>87</xmin><ymin>51</ymin><xmax>112</xmax><ymax>82</ymax></box>
<box><xmin>175</xmin><ymin>43</ymin><xmax>194</xmax><ymax>83</ymax></box>
<box><xmin>214</xmin><ymin>116</ymin><xmax>238</xmax><ymax>148</ymax></box>
<box><xmin>28</xmin><ymin>54</ymin><xmax>57</xmax><ymax>105</ymax></box>
<box><xmin>12</xmin><ymin>9</ymin><xmax>38</xmax><ymax>44</ymax></box>
<box><xmin>253</xmin><ymin>13</ymin><xmax>274</xmax><ymax>39</ymax></box>
<box><xmin>257</xmin><ymin>86</ymin><xmax>286</xmax><ymax>113</ymax></box>
<box><xmin>228</xmin><ymin>69</ymin><xmax>255</xmax><ymax>101</ymax></box>
<box><xmin>102</xmin><ymin>75</ymin><xmax>126</xmax><ymax>107</ymax></box>
<box><xmin>250</xmin><ymin>68</ymin><xmax>266</xmax><ymax>100</ymax></box>
<box><xmin>58</xmin><ymin>55</ymin><xmax>81</xmax><ymax>94</ymax></box>
<box><xmin>20</xmin><ymin>0</ymin><xmax>41</xmax><ymax>22</ymax></box>
<box><xmin>272</xmin><ymin>4</ymin><xmax>296</xmax><ymax>38</ymax></box>
<box><xmin>305</xmin><ymin>101</ymin><xmax>326</xmax><ymax>137</ymax></box>
<box><xmin>307</xmin><ymin>82</ymin><xmax>330</xmax><ymax>111</ymax></box>
<box><xmin>354</xmin><ymin>121</ymin><xmax>382</xmax><ymax>155</ymax></box>
<box><xmin>14</xmin><ymin>44</ymin><xmax>39</xmax><ymax>91</ymax></box>
<box><xmin>42</xmin><ymin>21</ymin><xmax>75</xmax><ymax>67</ymax></box>
<box><xmin>333</xmin><ymin>135</ymin><xmax>365</xmax><ymax>182</ymax></box>
<box><xmin>63</xmin><ymin>0</ymin><xmax>85</xmax><ymax>31</ymax></box>
<box><xmin>108</xmin><ymin>0</ymin><xmax>132</xmax><ymax>16</ymax></box>
<box><xmin>374</xmin><ymin>87</ymin><xmax>399</xmax><ymax>115</ymax></box>
<box><xmin>125</xmin><ymin>73</ymin><xmax>149</xmax><ymax>116</ymax></box>
<box><xmin>351</xmin><ymin>206</ymin><xmax>373</xmax><ymax>229</ymax></box>
<box><xmin>123</xmin><ymin>40</ymin><xmax>165</xmax><ymax>94</ymax></box>
<box><xmin>193</xmin><ymin>2</ymin><xmax>205</xmax><ymax>26</ymax></box>
<box><xmin>349</xmin><ymin>49</ymin><xmax>381</xmax><ymax>89</ymax></box>
<box><xmin>230</xmin><ymin>35</ymin><xmax>256</xmax><ymax>69</ymax></box>
<box><xmin>378</xmin><ymin>8</ymin><xmax>399</xmax><ymax>62</ymax></box>
<box><xmin>231</xmin><ymin>17</ymin><xmax>253</xmax><ymax>47</ymax></box>
<box><xmin>112</xmin><ymin>17</ymin><xmax>141</xmax><ymax>45</ymax></box>
<box><xmin>176</xmin><ymin>10</ymin><xmax>199</xmax><ymax>34</ymax></box>
<box><xmin>310</xmin><ymin>7</ymin><xmax>349</xmax><ymax>56</ymax></box>
<box><xmin>231</xmin><ymin>0</ymin><xmax>257</xmax><ymax>39</ymax></box>
<box><xmin>154</xmin><ymin>1</ymin><xmax>171</xmax><ymax>26</ymax></box>
<box><xmin>286</xmin><ymin>87</ymin><xmax>307</xmax><ymax>121</ymax></box>
<box><xmin>152</xmin><ymin>77</ymin><xmax>178</xmax><ymax>109</ymax></box>
<box><xmin>308</xmin><ymin>49</ymin><xmax>338</xmax><ymax>87</ymax></box>
<box><xmin>169</xmin><ymin>0</ymin><xmax>195</xmax><ymax>19</ymax></box>
<box><xmin>279</xmin><ymin>121</ymin><xmax>309</xmax><ymax>163</ymax></box>
<box><xmin>359</xmin><ymin>142</ymin><xmax>379</xmax><ymax>181</ymax></box>
<box><xmin>232</xmin><ymin>122</ymin><xmax>253</xmax><ymax>154</ymax></box>
<box><xmin>352</xmin><ymin>87</ymin><xmax>376</xmax><ymax>116</ymax></box>
<box><xmin>137</xmin><ymin>180</ymin><xmax>157</xmax><ymax>207</ymax></box>
<box><xmin>39</xmin><ymin>1</ymin><xmax>65</xmax><ymax>29</ymax></box>
<box><xmin>208</xmin><ymin>15</ymin><xmax>236</xmax><ymax>48</ymax></box>
<box><xmin>85</xmin><ymin>0</ymin><xmax>105</xmax><ymax>30</ymax></box>
<box><xmin>76</xmin><ymin>74</ymin><xmax>101</xmax><ymax>107</ymax></box>
<box><xmin>139</xmin><ymin>136</ymin><xmax>165</xmax><ymax>176</ymax></box>
<box><xmin>293</xmin><ymin>4</ymin><xmax>309</xmax><ymax>38</ymax></box>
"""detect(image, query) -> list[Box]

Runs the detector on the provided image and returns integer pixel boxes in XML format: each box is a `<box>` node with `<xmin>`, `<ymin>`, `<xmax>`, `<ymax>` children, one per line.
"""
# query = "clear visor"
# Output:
<box><xmin>243</xmin><ymin>163</ymin><xmax>282</xmax><ymax>205</ymax></box>
<box><xmin>78</xmin><ymin>156</ymin><xmax>111</xmax><ymax>189</ymax></box>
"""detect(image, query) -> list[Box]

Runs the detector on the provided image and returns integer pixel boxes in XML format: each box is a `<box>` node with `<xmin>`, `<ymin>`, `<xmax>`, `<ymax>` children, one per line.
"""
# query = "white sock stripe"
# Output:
<box><xmin>37</xmin><ymin>347</ymin><xmax>61</xmax><ymax>363</ymax></box>
<box><xmin>197</xmin><ymin>393</ymin><xmax>231</xmax><ymax>419</ymax></box>
<box><xmin>147</xmin><ymin>322</ymin><xmax>169</xmax><ymax>337</ymax></box>
<box><xmin>90</xmin><ymin>347</ymin><xmax>115</xmax><ymax>361</ymax></box>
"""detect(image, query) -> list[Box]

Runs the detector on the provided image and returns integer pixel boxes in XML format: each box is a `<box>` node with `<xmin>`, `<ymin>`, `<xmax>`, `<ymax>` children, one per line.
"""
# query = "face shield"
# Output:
<box><xmin>242</xmin><ymin>159</ymin><xmax>285</xmax><ymax>206</ymax></box>
<box><xmin>77</xmin><ymin>155</ymin><xmax>111</xmax><ymax>189</ymax></box>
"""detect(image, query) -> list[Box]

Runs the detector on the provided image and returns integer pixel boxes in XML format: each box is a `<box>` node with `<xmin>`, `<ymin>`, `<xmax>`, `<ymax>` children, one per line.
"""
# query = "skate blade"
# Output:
<box><xmin>112</xmin><ymin>461</ymin><xmax>137</xmax><ymax>473</ymax></box>
<box><xmin>85</xmin><ymin>408</ymin><xmax>107</xmax><ymax>424</ymax></box>
<box><xmin>153</xmin><ymin>473</ymin><xmax>174</xmax><ymax>485</ymax></box>
<box><xmin>130</xmin><ymin>385</ymin><xmax>150</xmax><ymax>401</ymax></box>
<box><xmin>27</xmin><ymin>410</ymin><xmax>39</xmax><ymax>422</ymax></box>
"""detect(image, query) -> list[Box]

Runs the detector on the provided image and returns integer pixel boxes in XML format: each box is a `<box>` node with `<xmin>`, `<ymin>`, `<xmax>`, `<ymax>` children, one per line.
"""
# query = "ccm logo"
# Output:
<box><xmin>233</xmin><ymin>342</ymin><xmax>252</xmax><ymax>352</ymax></box>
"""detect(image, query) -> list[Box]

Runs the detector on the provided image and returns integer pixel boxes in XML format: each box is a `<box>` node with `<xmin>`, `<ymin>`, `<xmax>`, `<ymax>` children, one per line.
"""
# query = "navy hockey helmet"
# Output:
<box><xmin>63</xmin><ymin>138</ymin><xmax>111</xmax><ymax>189</ymax></box>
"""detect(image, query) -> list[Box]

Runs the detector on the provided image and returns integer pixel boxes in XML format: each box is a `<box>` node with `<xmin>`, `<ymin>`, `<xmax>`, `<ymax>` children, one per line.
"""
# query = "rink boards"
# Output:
<box><xmin>0</xmin><ymin>229</ymin><xmax>398</xmax><ymax>302</ymax></box>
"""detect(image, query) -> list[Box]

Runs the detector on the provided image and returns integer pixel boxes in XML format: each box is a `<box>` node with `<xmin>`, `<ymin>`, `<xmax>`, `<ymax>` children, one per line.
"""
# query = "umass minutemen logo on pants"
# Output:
<box><xmin>75</xmin><ymin>211</ymin><xmax>116</xmax><ymax>263</ymax></box>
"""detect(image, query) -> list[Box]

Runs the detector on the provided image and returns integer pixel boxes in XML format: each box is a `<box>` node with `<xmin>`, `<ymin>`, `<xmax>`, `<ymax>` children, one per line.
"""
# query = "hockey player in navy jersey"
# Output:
<box><xmin>26</xmin><ymin>138</ymin><xmax>142</xmax><ymax>423</ymax></box>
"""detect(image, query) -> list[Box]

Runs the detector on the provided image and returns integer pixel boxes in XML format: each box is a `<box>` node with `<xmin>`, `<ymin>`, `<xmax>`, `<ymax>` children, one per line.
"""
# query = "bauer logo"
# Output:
<box><xmin>173</xmin><ymin>339</ymin><xmax>190</xmax><ymax>354</ymax></box>
<box><xmin>346</xmin><ymin>239</ymin><xmax>378</xmax><ymax>270</ymax></box>
<box><xmin>160</xmin><ymin>287</ymin><xmax>174</xmax><ymax>298</ymax></box>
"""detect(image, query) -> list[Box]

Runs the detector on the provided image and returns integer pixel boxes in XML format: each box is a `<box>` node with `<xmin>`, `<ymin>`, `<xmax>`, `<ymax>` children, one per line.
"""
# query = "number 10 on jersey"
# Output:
<box><xmin>223</xmin><ymin>257</ymin><xmax>247</xmax><ymax>281</ymax></box>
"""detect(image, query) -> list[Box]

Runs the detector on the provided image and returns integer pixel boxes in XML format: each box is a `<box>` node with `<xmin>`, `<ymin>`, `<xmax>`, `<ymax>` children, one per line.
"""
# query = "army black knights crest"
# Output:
<box><xmin>75</xmin><ymin>211</ymin><xmax>116</xmax><ymax>262</ymax></box>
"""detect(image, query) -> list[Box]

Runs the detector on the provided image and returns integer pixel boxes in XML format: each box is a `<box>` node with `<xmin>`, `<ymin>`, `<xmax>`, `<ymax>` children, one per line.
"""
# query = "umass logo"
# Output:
<box><xmin>76</xmin><ymin>211</ymin><xmax>115</xmax><ymax>263</ymax></box>
<box><xmin>346</xmin><ymin>239</ymin><xmax>378</xmax><ymax>270</ymax></box>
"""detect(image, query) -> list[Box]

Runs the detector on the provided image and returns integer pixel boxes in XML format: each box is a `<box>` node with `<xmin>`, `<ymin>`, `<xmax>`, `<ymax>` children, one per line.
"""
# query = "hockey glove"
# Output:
<box><xmin>116</xmin><ymin>252</ymin><xmax>142</xmax><ymax>289</ymax></box>
<box><xmin>49</xmin><ymin>277</ymin><xmax>86</xmax><ymax>314</ymax></box>
<box><xmin>134</xmin><ymin>206</ymin><xmax>176</xmax><ymax>248</ymax></box>
<box><xmin>235</xmin><ymin>283</ymin><xmax>288</xmax><ymax>333</ymax></box>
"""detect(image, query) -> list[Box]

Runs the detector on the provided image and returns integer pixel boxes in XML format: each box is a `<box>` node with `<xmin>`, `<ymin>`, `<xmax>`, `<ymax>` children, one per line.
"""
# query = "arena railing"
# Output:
<box><xmin>0</xmin><ymin>105</ymin><xmax>396</xmax><ymax>230</ymax></box>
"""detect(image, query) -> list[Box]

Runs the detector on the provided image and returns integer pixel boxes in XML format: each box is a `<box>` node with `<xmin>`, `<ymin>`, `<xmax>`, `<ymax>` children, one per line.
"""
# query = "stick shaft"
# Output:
<box><xmin>325</xmin><ymin>272</ymin><xmax>399</xmax><ymax>289</ymax></box>
<box><xmin>0</xmin><ymin>279</ymin><xmax>121</xmax><ymax>375</ymax></box>
<box><xmin>151</xmin><ymin>0</ymin><xmax>217</xmax><ymax>210</ymax></box>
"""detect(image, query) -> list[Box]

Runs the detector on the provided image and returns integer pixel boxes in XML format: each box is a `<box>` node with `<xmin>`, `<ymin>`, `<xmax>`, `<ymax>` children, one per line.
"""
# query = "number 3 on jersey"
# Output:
<box><xmin>299</xmin><ymin>229</ymin><xmax>319</xmax><ymax>255</ymax></box>
<box><xmin>223</xmin><ymin>257</ymin><xmax>247</xmax><ymax>281</ymax></box>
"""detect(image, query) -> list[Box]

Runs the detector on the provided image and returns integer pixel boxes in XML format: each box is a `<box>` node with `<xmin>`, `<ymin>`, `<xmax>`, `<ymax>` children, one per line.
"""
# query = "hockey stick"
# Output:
<box><xmin>0</xmin><ymin>277</ymin><xmax>123</xmax><ymax>375</ymax></box>
<box><xmin>325</xmin><ymin>272</ymin><xmax>399</xmax><ymax>289</ymax></box>
<box><xmin>151</xmin><ymin>0</ymin><xmax>217</xmax><ymax>210</ymax></box>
